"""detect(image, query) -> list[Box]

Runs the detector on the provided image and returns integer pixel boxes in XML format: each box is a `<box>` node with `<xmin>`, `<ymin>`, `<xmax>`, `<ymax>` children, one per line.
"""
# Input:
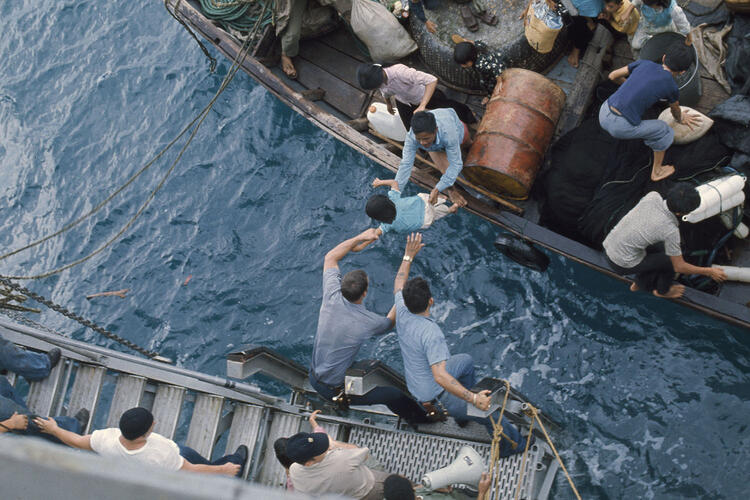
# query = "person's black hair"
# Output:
<box><xmin>643</xmin><ymin>0</ymin><xmax>670</xmax><ymax>7</ymax></box>
<box><xmin>453</xmin><ymin>42</ymin><xmax>478</xmax><ymax>65</ymax></box>
<box><xmin>664</xmin><ymin>183</ymin><xmax>700</xmax><ymax>214</ymax></box>
<box><xmin>357</xmin><ymin>64</ymin><xmax>385</xmax><ymax>90</ymax></box>
<box><xmin>274</xmin><ymin>438</ymin><xmax>294</xmax><ymax>469</ymax></box>
<box><xmin>603</xmin><ymin>0</ymin><xmax>623</xmax><ymax>4</ymax></box>
<box><xmin>383</xmin><ymin>474</ymin><xmax>415</xmax><ymax>500</ymax></box>
<box><xmin>366</xmin><ymin>194</ymin><xmax>397</xmax><ymax>224</ymax></box>
<box><xmin>119</xmin><ymin>407</ymin><xmax>154</xmax><ymax>440</ymax></box>
<box><xmin>411</xmin><ymin>111</ymin><xmax>437</xmax><ymax>135</ymax></box>
<box><xmin>402</xmin><ymin>277</ymin><xmax>432</xmax><ymax>314</ymax></box>
<box><xmin>664</xmin><ymin>41</ymin><xmax>694</xmax><ymax>72</ymax></box>
<box><xmin>342</xmin><ymin>270</ymin><xmax>368</xmax><ymax>302</ymax></box>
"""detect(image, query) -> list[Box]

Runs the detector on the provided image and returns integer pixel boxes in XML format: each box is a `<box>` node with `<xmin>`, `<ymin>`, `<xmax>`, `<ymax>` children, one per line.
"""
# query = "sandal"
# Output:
<box><xmin>460</xmin><ymin>5</ymin><xmax>479</xmax><ymax>32</ymax></box>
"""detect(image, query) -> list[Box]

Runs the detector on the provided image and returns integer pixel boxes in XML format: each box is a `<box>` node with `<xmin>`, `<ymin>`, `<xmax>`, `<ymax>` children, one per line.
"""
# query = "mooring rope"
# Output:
<box><xmin>0</xmin><ymin>4</ymin><xmax>265</xmax><ymax>281</ymax></box>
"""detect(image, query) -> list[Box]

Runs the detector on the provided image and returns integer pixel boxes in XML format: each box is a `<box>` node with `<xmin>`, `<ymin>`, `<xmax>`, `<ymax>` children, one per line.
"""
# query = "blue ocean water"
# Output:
<box><xmin>0</xmin><ymin>1</ymin><xmax>748</xmax><ymax>498</ymax></box>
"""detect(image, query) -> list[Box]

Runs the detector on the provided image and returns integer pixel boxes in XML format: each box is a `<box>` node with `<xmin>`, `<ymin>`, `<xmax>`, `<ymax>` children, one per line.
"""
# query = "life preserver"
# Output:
<box><xmin>493</xmin><ymin>234</ymin><xmax>550</xmax><ymax>272</ymax></box>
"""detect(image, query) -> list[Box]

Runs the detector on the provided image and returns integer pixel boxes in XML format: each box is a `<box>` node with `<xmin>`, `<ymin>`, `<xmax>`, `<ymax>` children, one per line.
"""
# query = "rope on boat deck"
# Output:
<box><xmin>485</xmin><ymin>381</ymin><xmax>582</xmax><ymax>500</ymax></box>
<box><xmin>165</xmin><ymin>0</ymin><xmax>218</xmax><ymax>72</ymax></box>
<box><xmin>0</xmin><ymin>5</ymin><xmax>267</xmax><ymax>281</ymax></box>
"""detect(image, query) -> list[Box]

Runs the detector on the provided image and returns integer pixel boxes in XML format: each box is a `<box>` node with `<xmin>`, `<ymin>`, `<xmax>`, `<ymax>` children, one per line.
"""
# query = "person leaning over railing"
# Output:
<box><xmin>34</xmin><ymin>407</ymin><xmax>249</xmax><ymax>477</ymax></box>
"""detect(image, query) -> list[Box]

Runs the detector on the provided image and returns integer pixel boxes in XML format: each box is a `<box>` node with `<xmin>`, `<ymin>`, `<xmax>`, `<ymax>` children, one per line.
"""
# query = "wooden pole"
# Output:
<box><xmin>367</xmin><ymin>129</ymin><xmax>524</xmax><ymax>215</ymax></box>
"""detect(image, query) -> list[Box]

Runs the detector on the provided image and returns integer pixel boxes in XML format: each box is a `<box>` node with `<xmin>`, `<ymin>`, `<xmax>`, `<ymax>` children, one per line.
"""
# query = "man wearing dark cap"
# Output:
<box><xmin>35</xmin><ymin>406</ymin><xmax>248</xmax><ymax>477</ymax></box>
<box><xmin>286</xmin><ymin>431</ymin><xmax>389</xmax><ymax>499</ymax></box>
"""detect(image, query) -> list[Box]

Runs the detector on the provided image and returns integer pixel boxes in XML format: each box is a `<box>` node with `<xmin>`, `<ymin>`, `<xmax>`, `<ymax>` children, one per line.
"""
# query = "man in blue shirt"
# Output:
<box><xmin>599</xmin><ymin>41</ymin><xmax>700</xmax><ymax>181</ymax></box>
<box><xmin>309</xmin><ymin>229</ymin><xmax>428</xmax><ymax>424</ymax></box>
<box><xmin>392</xmin><ymin>233</ymin><xmax>526</xmax><ymax>456</ymax></box>
<box><xmin>393</xmin><ymin>110</ymin><xmax>470</xmax><ymax>208</ymax></box>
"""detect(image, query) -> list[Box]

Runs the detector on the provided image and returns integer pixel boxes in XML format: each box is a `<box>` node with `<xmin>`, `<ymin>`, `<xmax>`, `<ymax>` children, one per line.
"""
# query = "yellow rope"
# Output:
<box><xmin>527</xmin><ymin>403</ymin><xmax>583</xmax><ymax>500</ymax></box>
<box><xmin>0</xmin><ymin>4</ymin><xmax>268</xmax><ymax>280</ymax></box>
<box><xmin>487</xmin><ymin>380</ymin><xmax>511</xmax><ymax>499</ymax></box>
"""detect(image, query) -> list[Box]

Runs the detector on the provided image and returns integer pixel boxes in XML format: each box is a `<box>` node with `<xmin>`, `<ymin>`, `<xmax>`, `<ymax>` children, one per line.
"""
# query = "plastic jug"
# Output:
<box><xmin>713</xmin><ymin>265</ymin><xmax>750</xmax><ymax>282</ymax></box>
<box><xmin>367</xmin><ymin>102</ymin><xmax>407</xmax><ymax>142</ymax></box>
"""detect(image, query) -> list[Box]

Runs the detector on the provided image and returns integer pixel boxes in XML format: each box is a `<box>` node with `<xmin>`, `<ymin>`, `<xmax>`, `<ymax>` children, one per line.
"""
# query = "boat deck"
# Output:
<box><xmin>168</xmin><ymin>0</ymin><xmax>749</xmax><ymax>328</ymax></box>
<box><xmin>1</xmin><ymin>315</ymin><xmax>559</xmax><ymax>498</ymax></box>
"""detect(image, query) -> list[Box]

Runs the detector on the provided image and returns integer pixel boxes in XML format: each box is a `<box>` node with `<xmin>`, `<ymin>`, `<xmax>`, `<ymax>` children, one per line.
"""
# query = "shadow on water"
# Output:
<box><xmin>0</xmin><ymin>2</ymin><xmax>749</xmax><ymax>499</ymax></box>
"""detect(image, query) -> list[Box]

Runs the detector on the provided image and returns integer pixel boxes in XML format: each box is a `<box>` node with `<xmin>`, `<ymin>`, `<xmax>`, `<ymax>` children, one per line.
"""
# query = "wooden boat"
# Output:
<box><xmin>165</xmin><ymin>0</ymin><xmax>750</xmax><ymax>330</ymax></box>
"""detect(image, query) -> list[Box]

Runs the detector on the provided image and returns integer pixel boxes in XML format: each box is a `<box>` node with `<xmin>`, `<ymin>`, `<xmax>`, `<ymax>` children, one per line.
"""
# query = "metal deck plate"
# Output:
<box><xmin>349</xmin><ymin>426</ymin><xmax>548</xmax><ymax>499</ymax></box>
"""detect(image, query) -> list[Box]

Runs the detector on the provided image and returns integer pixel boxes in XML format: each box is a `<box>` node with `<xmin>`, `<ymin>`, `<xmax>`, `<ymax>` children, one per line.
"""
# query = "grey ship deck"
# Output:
<box><xmin>0</xmin><ymin>315</ymin><xmax>563</xmax><ymax>499</ymax></box>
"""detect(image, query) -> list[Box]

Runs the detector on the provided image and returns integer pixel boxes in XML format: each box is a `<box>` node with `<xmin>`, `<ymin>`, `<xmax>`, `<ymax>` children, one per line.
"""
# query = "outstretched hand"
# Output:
<box><xmin>404</xmin><ymin>233</ymin><xmax>425</xmax><ymax>259</ymax></box>
<box><xmin>680</xmin><ymin>110</ymin><xmax>701</xmax><ymax>130</ymax></box>
<box><xmin>709</xmin><ymin>266</ymin><xmax>728</xmax><ymax>282</ymax></box>
<box><xmin>359</xmin><ymin>227</ymin><xmax>381</xmax><ymax>242</ymax></box>
<box><xmin>309</xmin><ymin>409</ymin><xmax>322</xmax><ymax>429</ymax></box>
<box><xmin>32</xmin><ymin>415</ymin><xmax>58</xmax><ymax>434</ymax></box>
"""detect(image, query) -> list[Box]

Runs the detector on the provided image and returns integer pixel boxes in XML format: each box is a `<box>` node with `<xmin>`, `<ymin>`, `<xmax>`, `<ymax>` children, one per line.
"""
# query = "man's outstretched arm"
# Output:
<box><xmin>394</xmin><ymin>233</ymin><xmax>424</xmax><ymax>293</ymax></box>
<box><xmin>324</xmin><ymin>228</ymin><xmax>381</xmax><ymax>271</ymax></box>
<box><xmin>33</xmin><ymin>416</ymin><xmax>92</xmax><ymax>450</ymax></box>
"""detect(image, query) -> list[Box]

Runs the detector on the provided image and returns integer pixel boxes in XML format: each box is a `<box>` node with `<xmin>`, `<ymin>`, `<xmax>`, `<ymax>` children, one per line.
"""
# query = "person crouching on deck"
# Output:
<box><xmin>603</xmin><ymin>183</ymin><xmax>727</xmax><ymax>299</ymax></box>
<box><xmin>599</xmin><ymin>41</ymin><xmax>699</xmax><ymax>181</ymax></box>
<box><xmin>453</xmin><ymin>41</ymin><xmax>506</xmax><ymax>98</ymax></box>
<box><xmin>364</xmin><ymin>177</ymin><xmax>460</xmax><ymax>238</ymax></box>
<box><xmin>357</xmin><ymin>64</ymin><xmax>476</xmax><ymax>131</ymax></box>
<box><xmin>391</xmin><ymin>110</ymin><xmax>471</xmax><ymax>207</ymax></box>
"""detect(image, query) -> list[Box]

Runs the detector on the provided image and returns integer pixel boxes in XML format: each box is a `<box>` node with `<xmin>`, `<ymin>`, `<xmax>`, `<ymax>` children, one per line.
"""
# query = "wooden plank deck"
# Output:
<box><xmin>185</xmin><ymin>393</ymin><xmax>225</xmax><ymax>458</ymax></box>
<box><xmin>257</xmin><ymin>412</ymin><xmax>303</xmax><ymax>487</ymax></box>
<box><xmin>67</xmin><ymin>365</ymin><xmax>106</xmax><ymax>433</ymax></box>
<box><xmin>26</xmin><ymin>359</ymin><xmax>66</xmax><ymax>416</ymax></box>
<box><xmin>225</xmin><ymin>403</ymin><xmax>266</xmax><ymax>479</ymax></box>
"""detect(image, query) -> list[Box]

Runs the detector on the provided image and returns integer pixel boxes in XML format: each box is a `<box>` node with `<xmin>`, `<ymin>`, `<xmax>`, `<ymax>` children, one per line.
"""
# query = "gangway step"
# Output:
<box><xmin>185</xmin><ymin>393</ymin><xmax>225</xmax><ymax>458</ymax></box>
<box><xmin>151</xmin><ymin>384</ymin><xmax>186</xmax><ymax>439</ymax></box>
<box><xmin>26</xmin><ymin>358</ymin><xmax>66</xmax><ymax>417</ymax></box>
<box><xmin>106</xmin><ymin>374</ymin><xmax>147</xmax><ymax>428</ymax></box>
<box><xmin>67</xmin><ymin>364</ymin><xmax>106</xmax><ymax>433</ymax></box>
<box><xmin>257</xmin><ymin>412</ymin><xmax>303</xmax><ymax>487</ymax></box>
<box><xmin>225</xmin><ymin>403</ymin><xmax>266</xmax><ymax>479</ymax></box>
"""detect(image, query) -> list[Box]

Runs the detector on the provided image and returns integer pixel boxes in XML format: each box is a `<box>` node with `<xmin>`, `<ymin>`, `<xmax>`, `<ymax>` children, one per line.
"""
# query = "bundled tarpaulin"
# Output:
<box><xmin>350</xmin><ymin>0</ymin><xmax>417</xmax><ymax>61</ymax></box>
<box><xmin>690</xmin><ymin>23</ymin><xmax>733</xmax><ymax>94</ymax></box>
<box><xmin>725</xmin><ymin>14</ymin><xmax>750</xmax><ymax>95</ymax></box>
<box><xmin>709</xmin><ymin>94</ymin><xmax>750</xmax><ymax>171</ymax></box>
<box><xmin>539</xmin><ymin>119</ymin><xmax>733</xmax><ymax>247</ymax></box>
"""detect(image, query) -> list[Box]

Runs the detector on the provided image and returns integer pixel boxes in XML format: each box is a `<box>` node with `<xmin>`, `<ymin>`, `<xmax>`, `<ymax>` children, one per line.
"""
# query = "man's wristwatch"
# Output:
<box><xmin>402</xmin><ymin>255</ymin><xmax>412</xmax><ymax>262</ymax></box>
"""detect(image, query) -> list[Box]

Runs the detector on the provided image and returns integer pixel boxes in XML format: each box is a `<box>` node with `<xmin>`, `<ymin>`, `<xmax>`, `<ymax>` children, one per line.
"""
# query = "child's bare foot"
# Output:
<box><xmin>651</xmin><ymin>165</ymin><xmax>675</xmax><ymax>181</ymax></box>
<box><xmin>653</xmin><ymin>284</ymin><xmax>685</xmax><ymax>299</ymax></box>
<box><xmin>281</xmin><ymin>55</ymin><xmax>297</xmax><ymax>79</ymax></box>
<box><xmin>567</xmin><ymin>48</ymin><xmax>580</xmax><ymax>68</ymax></box>
<box><xmin>448</xmin><ymin>203</ymin><xmax>459</xmax><ymax>213</ymax></box>
<box><xmin>629</xmin><ymin>282</ymin><xmax>639</xmax><ymax>292</ymax></box>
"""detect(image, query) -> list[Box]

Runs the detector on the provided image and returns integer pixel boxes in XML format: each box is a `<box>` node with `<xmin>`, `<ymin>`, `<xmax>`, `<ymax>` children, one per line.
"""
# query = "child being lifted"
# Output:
<box><xmin>365</xmin><ymin>178</ymin><xmax>460</xmax><ymax>238</ymax></box>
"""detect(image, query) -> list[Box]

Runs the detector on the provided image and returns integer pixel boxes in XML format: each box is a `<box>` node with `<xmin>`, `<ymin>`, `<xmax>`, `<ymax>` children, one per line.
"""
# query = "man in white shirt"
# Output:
<box><xmin>286</xmin><ymin>431</ymin><xmax>389</xmax><ymax>500</ymax></box>
<box><xmin>34</xmin><ymin>407</ymin><xmax>247</xmax><ymax>477</ymax></box>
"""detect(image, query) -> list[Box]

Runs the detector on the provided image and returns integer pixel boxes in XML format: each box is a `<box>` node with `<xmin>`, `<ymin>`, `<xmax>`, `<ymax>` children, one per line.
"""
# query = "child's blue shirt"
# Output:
<box><xmin>378</xmin><ymin>189</ymin><xmax>425</xmax><ymax>234</ymax></box>
<box><xmin>608</xmin><ymin>60</ymin><xmax>680</xmax><ymax>126</ymax></box>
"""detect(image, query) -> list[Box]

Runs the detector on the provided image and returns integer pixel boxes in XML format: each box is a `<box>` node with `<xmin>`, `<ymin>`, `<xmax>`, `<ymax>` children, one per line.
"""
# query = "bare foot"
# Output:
<box><xmin>567</xmin><ymin>48</ymin><xmax>580</xmax><ymax>68</ymax></box>
<box><xmin>448</xmin><ymin>203</ymin><xmax>459</xmax><ymax>213</ymax></box>
<box><xmin>651</xmin><ymin>165</ymin><xmax>675</xmax><ymax>182</ymax></box>
<box><xmin>281</xmin><ymin>55</ymin><xmax>297</xmax><ymax>79</ymax></box>
<box><xmin>629</xmin><ymin>282</ymin><xmax>639</xmax><ymax>292</ymax></box>
<box><xmin>653</xmin><ymin>284</ymin><xmax>685</xmax><ymax>299</ymax></box>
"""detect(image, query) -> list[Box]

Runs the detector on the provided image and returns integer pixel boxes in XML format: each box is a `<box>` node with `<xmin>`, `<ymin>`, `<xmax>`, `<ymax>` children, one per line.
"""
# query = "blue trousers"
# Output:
<box><xmin>0</xmin><ymin>377</ymin><xmax>80</xmax><ymax>443</ymax></box>
<box><xmin>178</xmin><ymin>445</ymin><xmax>245</xmax><ymax>476</ymax></box>
<box><xmin>310</xmin><ymin>373</ymin><xmax>429</xmax><ymax>424</ymax></box>
<box><xmin>438</xmin><ymin>354</ymin><xmax>526</xmax><ymax>457</ymax></box>
<box><xmin>599</xmin><ymin>100</ymin><xmax>674</xmax><ymax>152</ymax></box>
<box><xmin>0</xmin><ymin>334</ymin><xmax>51</xmax><ymax>382</ymax></box>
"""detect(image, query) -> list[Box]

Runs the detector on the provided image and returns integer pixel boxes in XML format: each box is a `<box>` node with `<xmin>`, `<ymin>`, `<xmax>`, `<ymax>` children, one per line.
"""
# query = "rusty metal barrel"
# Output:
<box><xmin>464</xmin><ymin>68</ymin><xmax>566</xmax><ymax>199</ymax></box>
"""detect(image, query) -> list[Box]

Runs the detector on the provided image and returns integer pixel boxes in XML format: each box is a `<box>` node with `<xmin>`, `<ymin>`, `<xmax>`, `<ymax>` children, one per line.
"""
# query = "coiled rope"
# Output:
<box><xmin>197</xmin><ymin>0</ymin><xmax>274</xmax><ymax>34</ymax></box>
<box><xmin>485</xmin><ymin>381</ymin><xmax>581</xmax><ymax>500</ymax></box>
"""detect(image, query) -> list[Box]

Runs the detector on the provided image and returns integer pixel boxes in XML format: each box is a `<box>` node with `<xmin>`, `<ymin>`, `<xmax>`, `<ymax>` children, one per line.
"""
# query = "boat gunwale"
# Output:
<box><xmin>167</xmin><ymin>0</ymin><xmax>750</xmax><ymax>331</ymax></box>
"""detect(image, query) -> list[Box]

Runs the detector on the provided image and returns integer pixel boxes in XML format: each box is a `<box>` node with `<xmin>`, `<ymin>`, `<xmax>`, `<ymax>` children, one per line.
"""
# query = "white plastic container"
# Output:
<box><xmin>682</xmin><ymin>175</ymin><xmax>746</xmax><ymax>223</ymax></box>
<box><xmin>719</xmin><ymin>210</ymin><xmax>749</xmax><ymax>239</ymax></box>
<box><xmin>367</xmin><ymin>102</ymin><xmax>407</xmax><ymax>142</ymax></box>
<box><xmin>713</xmin><ymin>265</ymin><xmax>750</xmax><ymax>282</ymax></box>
